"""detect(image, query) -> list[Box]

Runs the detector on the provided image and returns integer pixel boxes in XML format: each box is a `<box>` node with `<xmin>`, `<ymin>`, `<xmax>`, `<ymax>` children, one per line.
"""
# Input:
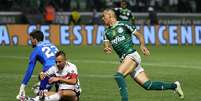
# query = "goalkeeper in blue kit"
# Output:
<box><xmin>16</xmin><ymin>30</ymin><xmax>59</xmax><ymax>100</ymax></box>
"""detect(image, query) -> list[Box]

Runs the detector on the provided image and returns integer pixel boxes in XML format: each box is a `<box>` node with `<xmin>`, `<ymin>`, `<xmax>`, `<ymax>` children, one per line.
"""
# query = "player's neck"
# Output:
<box><xmin>109</xmin><ymin>19</ymin><xmax>117</xmax><ymax>26</ymax></box>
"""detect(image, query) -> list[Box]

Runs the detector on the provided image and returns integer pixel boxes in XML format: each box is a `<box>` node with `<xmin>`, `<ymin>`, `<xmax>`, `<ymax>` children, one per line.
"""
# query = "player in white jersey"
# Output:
<box><xmin>28</xmin><ymin>51</ymin><xmax>81</xmax><ymax>101</ymax></box>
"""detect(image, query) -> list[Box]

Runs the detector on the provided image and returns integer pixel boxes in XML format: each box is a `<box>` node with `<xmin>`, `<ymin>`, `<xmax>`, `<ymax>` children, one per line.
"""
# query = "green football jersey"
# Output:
<box><xmin>104</xmin><ymin>21</ymin><xmax>136</xmax><ymax>58</ymax></box>
<box><xmin>114</xmin><ymin>8</ymin><xmax>134</xmax><ymax>22</ymax></box>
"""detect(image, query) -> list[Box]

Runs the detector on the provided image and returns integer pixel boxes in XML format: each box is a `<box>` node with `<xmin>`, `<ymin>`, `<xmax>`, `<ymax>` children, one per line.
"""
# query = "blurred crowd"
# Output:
<box><xmin>0</xmin><ymin>0</ymin><xmax>200</xmax><ymax>25</ymax></box>
<box><xmin>0</xmin><ymin>0</ymin><xmax>201</xmax><ymax>13</ymax></box>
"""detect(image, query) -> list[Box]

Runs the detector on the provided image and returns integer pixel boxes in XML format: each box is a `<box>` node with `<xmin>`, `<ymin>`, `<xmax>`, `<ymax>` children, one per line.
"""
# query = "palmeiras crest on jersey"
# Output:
<box><xmin>117</xmin><ymin>27</ymin><xmax>124</xmax><ymax>33</ymax></box>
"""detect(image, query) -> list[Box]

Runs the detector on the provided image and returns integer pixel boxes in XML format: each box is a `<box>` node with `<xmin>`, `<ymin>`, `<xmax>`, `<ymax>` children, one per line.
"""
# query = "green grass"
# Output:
<box><xmin>0</xmin><ymin>45</ymin><xmax>201</xmax><ymax>101</ymax></box>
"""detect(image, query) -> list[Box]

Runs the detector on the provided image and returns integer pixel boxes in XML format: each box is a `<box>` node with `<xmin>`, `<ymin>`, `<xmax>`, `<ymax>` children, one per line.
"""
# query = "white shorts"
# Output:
<box><xmin>59</xmin><ymin>83</ymin><xmax>81</xmax><ymax>94</ymax></box>
<box><xmin>124</xmin><ymin>51</ymin><xmax>144</xmax><ymax>78</ymax></box>
<box><xmin>59</xmin><ymin>84</ymin><xmax>75</xmax><ymax>90</ymax></box>
<box><xmin>59</xmin><ymin>84</ymin><xmax>81</xmax><ymax>97</ymax></box>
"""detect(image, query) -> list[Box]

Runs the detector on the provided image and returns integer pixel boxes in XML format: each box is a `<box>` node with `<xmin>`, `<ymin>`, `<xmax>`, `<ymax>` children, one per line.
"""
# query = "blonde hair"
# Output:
<box><xmin>103</xmin><ymin>9</ymin><xmax>117</xmax><ymax>19</ymax></box>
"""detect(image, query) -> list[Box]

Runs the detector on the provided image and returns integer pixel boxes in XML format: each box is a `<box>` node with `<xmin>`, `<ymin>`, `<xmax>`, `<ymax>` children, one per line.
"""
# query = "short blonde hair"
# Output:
<box><xmin>103</xmin><ymin>9</ymin><xmax>117</xmax><ymax>19</ymax></box>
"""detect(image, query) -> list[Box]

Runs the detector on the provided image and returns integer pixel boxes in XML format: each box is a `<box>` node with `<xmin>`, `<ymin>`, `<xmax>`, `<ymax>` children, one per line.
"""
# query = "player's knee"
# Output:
<box><xmin>142</xmin><ymin>80</ymin><xmax>152</xmax><ymax>90</ymax></box>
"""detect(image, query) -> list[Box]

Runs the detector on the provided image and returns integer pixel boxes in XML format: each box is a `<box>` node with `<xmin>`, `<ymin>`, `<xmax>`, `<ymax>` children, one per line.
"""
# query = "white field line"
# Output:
<box><xmin>0</xmin><ymin>55</ymin><xmax>201</xmax><ymax>70</ymax></box>
<box><xmin>0</xmin><ymin>55</ymin><xmax>28</xmax><ymax>59</ymax></box>
<box><xmin>72</xmin><ymin>60</ymin><xmax>201</xmax><ymax>69</ymax></box>
<box><xmin>0</xmin><ymin>55</ymin><xmax>200</xmax><ymax>79</ymax></box>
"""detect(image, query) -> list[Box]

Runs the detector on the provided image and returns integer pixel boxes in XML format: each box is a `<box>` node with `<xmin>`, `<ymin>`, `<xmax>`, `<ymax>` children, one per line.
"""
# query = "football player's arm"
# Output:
<box><xmin>21</xmin><ymin>51</ymin><xmax>37</xmax><ymax>85</ymax></box>
<box><xmin>40</xmin><ymin>66</ymin><xmax>55</xmax><ymax>80</ymax></box>
<box><xmin>103</xmin><ymin>32</ymin><xmax>112</xmax><ymax>54</ymax></box>
<box><xmin>57</xmin><ymin>76</ymin><xmax>77</xmax><ymax>85</ymax></box>
<box><xmin>49</xmin><ymin>72</ymin><xmax>78</xmax><ymax>85</ymax></box>
<box><xmin>104</xmin><ymin>40</ymin><xmax>112</xmax><ymax>54</ymax></box>
<box><xmin>133</xmin><ymin>31</ymin><xmax>150</xmax><ymax>56</ymax></box>
<box><xmin>17</xmin><ymin>50</ymin><xmax>37</xmax><ymax>99</ymax></box>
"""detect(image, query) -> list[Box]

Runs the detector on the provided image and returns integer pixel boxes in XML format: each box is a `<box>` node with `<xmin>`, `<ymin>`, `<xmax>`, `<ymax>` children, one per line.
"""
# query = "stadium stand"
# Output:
<box><xmin>0</xmin><ymin>0</ymin><xmax>201</xmax><ymax>24</ymax></box>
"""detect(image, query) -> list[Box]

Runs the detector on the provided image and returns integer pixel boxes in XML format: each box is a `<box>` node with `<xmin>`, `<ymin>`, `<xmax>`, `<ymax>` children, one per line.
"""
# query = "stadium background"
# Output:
<box><xmin>0</xmin><ymin>0</ymin><xmax>201</xmax><ymax>101</ymax></box>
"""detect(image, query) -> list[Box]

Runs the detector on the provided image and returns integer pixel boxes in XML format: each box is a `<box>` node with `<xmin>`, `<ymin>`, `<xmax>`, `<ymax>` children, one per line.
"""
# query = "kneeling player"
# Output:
<box><xmin>29</xmin><ymin>51</ymin><xmax>81</xmax><ymax>101</ymax></box>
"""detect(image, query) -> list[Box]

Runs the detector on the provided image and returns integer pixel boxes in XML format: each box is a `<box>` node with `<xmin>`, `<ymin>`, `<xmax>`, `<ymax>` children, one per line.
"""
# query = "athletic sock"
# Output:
<box><xmin>143</xmin><ymin>80</ymin><xmax>177</xmax><ymax>90</ymax></box>
<box><xmin>114</xmin><ymin>72</ymin><xmax>128</xmax><ymax>101</ymax></box>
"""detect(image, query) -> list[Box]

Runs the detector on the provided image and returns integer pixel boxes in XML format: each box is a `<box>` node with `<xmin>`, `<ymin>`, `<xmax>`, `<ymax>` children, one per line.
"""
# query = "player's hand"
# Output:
<box><xmin>16</xmin><ymin>84</ymin><xmax>26</xmax><ymax>100</ymax></box>
<box><xmin>104</xmin><ymin>47</ymin><xmax>112</xmax><ymax>54</ymax></box>
<box><xmin>40</xmin><ymin>72</ymin><xmax>46</xmax><ymax>80</ymax></box>
<box><xmin>16</xmin><ymin>90</ymin><xmax>25</xmax><ymax>100</ymax></box>
<box><xmin>140</xmin><ymin>45</ymin><xmax>150</xmax><ymax>56</ymax></box>
<box><xmin>49</xmin><ymin>77</ymin><xmax>60</xmax><ymax>83</ymax></box>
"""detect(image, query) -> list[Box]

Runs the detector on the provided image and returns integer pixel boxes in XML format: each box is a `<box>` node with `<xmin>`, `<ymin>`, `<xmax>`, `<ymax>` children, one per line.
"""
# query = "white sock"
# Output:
<box><xmin>32</xmin><ymin>96</ymin><xmax>40</xmax><ymax>101</ymax></box>
<box><xmin>44</xmin><ymin>93</ymin><xmax>61</xmax><ymax>101</ymax></box>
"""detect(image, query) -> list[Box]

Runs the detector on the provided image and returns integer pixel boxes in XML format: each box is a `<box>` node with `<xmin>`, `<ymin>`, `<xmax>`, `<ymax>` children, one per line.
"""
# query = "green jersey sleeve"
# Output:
<box><xmin>121</xmin><ymin>21</ymin><xmax>137</xmax><ymax>34</ymax></box>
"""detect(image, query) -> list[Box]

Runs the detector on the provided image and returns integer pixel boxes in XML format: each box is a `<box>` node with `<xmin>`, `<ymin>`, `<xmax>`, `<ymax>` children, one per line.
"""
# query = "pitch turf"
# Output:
<box><xmin>0</xmin><ymin>45</ymin><xmax>201</xmax><ymax>101</ymax></box>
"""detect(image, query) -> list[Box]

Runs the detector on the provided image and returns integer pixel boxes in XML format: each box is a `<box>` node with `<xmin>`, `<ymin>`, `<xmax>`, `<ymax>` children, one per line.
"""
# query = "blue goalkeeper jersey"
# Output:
<box><xmin>22</xmin><ymin>41</ymin><xmax>58</xmax><ymax>85</ymax></box>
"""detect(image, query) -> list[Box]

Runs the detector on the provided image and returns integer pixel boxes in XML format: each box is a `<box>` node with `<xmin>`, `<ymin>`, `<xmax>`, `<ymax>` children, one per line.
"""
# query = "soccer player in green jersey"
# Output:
<box><xmin>102</xmin><ymin>9</ymin><xmax>184</xmax><ymax>101</ymax></box>
<box><xmin>113</xmin><ymin>0</ymin><xmax>134</xmax><ymax>23</ymax></box>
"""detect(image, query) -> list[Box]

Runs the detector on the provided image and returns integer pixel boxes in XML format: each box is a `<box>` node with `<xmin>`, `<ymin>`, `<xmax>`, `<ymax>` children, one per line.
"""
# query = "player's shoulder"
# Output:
<box><xmin>67</xmin><ymin>62</ymin><xmax>77</xmax><ymax>68</ymax></box>
<box><xmin>117</xmin><ymin>21</ymin><xmax>129</xmax><ymax>26</ymax></box>
<box><xmin>38</xmin><ymin>41</ymin><xmax>54</xmax><ymax>47</ymax></box>
<box><xmin>117</xmin><ymin>21</ymin><xmax>135</xmax><ymax>30</ymax></box>
<box><xmin>31</xmin><ymin>45</ymin><xmax>41</xmax><ymax>54</ymax></box>
<box><xmin>37</xmin><ymin>41</ymin><xmax>46</xmax><ymax>46</ymax></box>
<box><xmin>65</xmin><ymin>62</ymin><xmax>78</xmax><ymax>72</ymax></box>
<box><xmin>49</xmin><ymin>65</ymin><xmax>57</xmax><ymax>70</ymax></box>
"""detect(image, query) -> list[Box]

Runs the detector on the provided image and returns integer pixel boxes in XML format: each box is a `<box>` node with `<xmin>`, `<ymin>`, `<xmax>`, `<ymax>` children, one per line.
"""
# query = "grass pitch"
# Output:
<box><xmin>0</xmin><ymin>45</ymin><xmax>201</xmax><ymax>101</ymax></box>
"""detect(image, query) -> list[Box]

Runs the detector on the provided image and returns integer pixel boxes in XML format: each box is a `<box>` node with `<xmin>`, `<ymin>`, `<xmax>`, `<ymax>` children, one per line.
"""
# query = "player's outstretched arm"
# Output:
<box><xmin>134</xmin><ymin>31</ymin><xmax>150</xmax><ymax>56</ymax></box>
<box><xmin>17</xmin><ymin>53</ymin><xmax>37</xmax><ymax>100</ymax></box>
